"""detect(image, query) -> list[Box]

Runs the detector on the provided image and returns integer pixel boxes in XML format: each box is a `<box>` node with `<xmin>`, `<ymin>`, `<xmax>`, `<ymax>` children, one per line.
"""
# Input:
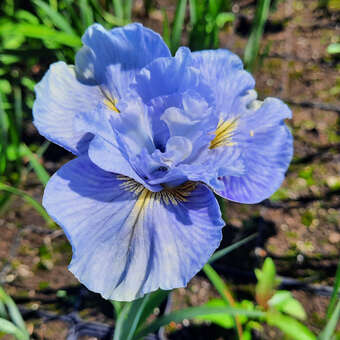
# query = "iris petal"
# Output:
<box><xmin>192</xmin><ymin>49</ymin><xmax>255</xmax><ymax>116</ymax></box>
<box><xmin>216</xmin><ymin>98</ymin><xmax>293</xmax><ymax>203</ymax></box>
<box><xmin>43</xmin><ymin>156</ymin><xmax>224</xmax><ymax>301</ymax></box>
<box><xmin>33</xmin><ymin>62</ymin><xmax>101</xmax><ymax>155</ymax></box>
<box><xmin>75</xmin><ymin>23</ymin><xmax>171</xmax><ymax>99</ymax></box>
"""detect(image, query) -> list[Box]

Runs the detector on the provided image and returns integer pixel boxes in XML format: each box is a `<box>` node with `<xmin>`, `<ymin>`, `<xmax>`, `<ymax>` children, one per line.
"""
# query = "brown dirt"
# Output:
<box><xmin>0</xmin><ymin>0</ymin><xmax>339</xmax><ymax>339</ymax></box>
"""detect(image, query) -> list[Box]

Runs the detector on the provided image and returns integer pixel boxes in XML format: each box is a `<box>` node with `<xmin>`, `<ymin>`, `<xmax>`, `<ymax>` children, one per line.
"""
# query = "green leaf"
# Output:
<box><xmin>269</xmin><ymin>291</ymin><xmax>306</xmax><ymax>320</ymax></box>
<box><xmin>32</xmin><ymin>0</ymin><xmax>76</xmax><ymax>35</ymax></box>
<box><xmin>0</xmin><ymin>22</ymin><xmax>81</xmax><ymax>48</ymax></box>
<box><xmin>0</xmin><ymin>318</ymin><xmax>28</xmax><ymax>340</ymax></box>
<box><xmin>0</xmin><ymin>287</ymin><xmax>27</xmax><ymax>333</ymax></box>
<box><xmin>112</xmin><ymin>300</ymin><xmax>123</xmax><ymax>318</ymax></box>
<box><xmin>170</xmin><ymin>0</ymin><xmax>187</xmax><ymax>54</ymax></box>
<box><xmin>79</xmin><ymin>0</ymin><xmax>94</xmax><ymax>29</ymax></box>
<box><xmin>0</xmin><ymin>300</ymin><xmax>7</xmax><ymax>319</ymax></box>
<box><xmin>162</xmin><ymin>9</ymin><xmax>171</xmax><ymax>48</ymax></box>
<box><xmin>266</xmin><ymin>312</ymin><xmax>316</xmax><ymax>340</ymax></box>
<box><xmin>327</xmin><ymin>259</ymin><xmax>340</xmax><ymax>320</ymax></box>
<box><xmin>327</xmin><ymin>43</ymin><xmax>340</xmax><ymax>55</ymax></box>
<box><xmin>136</xmin><ymin>289</ymin><xmax>169</xmax><ymax>331</ymax></box>
<box><xmin>255</xmin><ymin>257</ymin><xmax>280</xmax><ymax>307</ymax></box>
<box><xmin>123</xmin><ymin>0</ymin><xmax>133</xmax><ymax>21</ymax></box>
<box><xmin>114</xmin><ymin>294</ymin><xmax>152</xmax><ymax>340</ymax></box>
<box><xmin>135</xmin><ymin>306</ymin><xmax>265</xmax><ymax>339</ymax></box>
<box><xmin>215</xmin><ymin>12</ymin><xmax>235</xmax><ymax>28</ymax></box>
<box><xmin>319</xmin><ymin>299</ymin><xmax>340</xmax><ymax>340</ymax></box>
<box><xmin>203</xmin><ymin>264</ymin><xmax>232</xmax><ymax>307</ymax></box>
<box><xmin>113</xmin><ymin>0</ymin><xmax>124</xmax><ymax>19</ymax></box>
<box><xmin>208</xmin><ymin>233</ymin><xmax>258</xmax><ymax>264</ymax></box>
<box><xmin>243</xmin><ymin>0</ymin><xmax>271</xmax><ymax>72</ymax></box>
<box><xmin>195</xmin><ymin>299</ymin><xmax>234</xmax><ymax>329</ymax></box>
<box><xmin>0</xmin><ymin>183</ymin><xmax>53</xmax><ymax>226</ymax></box>
<box><xmin>20</xmin><ymin>143</ymin><xmax>50</xmax><ymax>186</ymax></box>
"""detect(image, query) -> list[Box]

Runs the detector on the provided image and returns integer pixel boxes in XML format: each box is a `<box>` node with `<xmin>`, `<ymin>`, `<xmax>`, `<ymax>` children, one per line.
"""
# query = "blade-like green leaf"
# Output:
<box><xmin>243</xmin><ymin>0</ymin><xmax>271</xmax><ymax>72</ymax></box>
<box><xmin>112</xmin><ymin>300</ymin><xmax>123</xmax><ymax>318</ymax></box>
<box><xmin>33</xmin><ymin>0</ymin><xmax>76</xmax><ymax>35</ymax></box>
<box><xmin>0</xmin><ymin>318</ymin><xmax>28</xmax><ymax>340</ymax></box>
<box><xmin>162</xmin><ymin>9</ymin><xmax>171</xmax><ymax>48</ymax></box>
<box><xmin>113</xmin><ymin>302</ymin><xmax>132</xmax><ymax>340</ymax></box>
<box><xmin>0</xmin><ymin>288</ymin><xmax>28</xmax><ymax>336</ymax></box>
<box><xmin>203</xmin><ymin>263</ymin><xmax>242</xmax><ymax>339</ymax></box>
<box><xmin>266</xmin><ymin>312</ymin><xmax>316</xmax><ymax>340</ymax></box>
<box><xmin>195</xmin><ymin>299</ymin><xmax>234</xmax><ymax>329</ymax></box>
<box><xmin>170</xmin><ymin>0</ymin><xmax>187</xmax><ymax>54</ymax></box>
<box><xmin>136</xmin><ymin>289</ymin><xmax>169</xmax><ymax>330</ymax></box>
<box><xmin>188</xmin><ymin>0</ymin><xmax>197</xmax><ymax>25</ymax></box>
<box><xmin>0</xmin><ymin>183</ymin><xmax>53</xmax><ymax>226</ymax></box>
<box><xmin>20</xmin><ymin>143</ymin><xmax>50</xmax><ymax>186</ymax></box>
<box><xmin>113</xmin><ymin>0</ymin><xmax>124</xmax><ymax>19</ymax></box>
<box><xmin>269</xmin><ymin>291</ymin><xmax>306</xmax><ymax>320</ymax></box>
<box><xmin>123</xmin><ymin>0</ymin><xmax>133</xmax><ymax>21</ymax></box>
<box><xmin>135</xmin><ymin>306</ymin><xmax>265</xmax><ymax>339</ymax></box>
<box><xmin>319</xmin><ymin>299</ymin><xmax>340</xmax><ymax>340</ymax></box>
<box><xmin>79</xmin><ymin>0</ymin><xmax>94</xmax><ymax>30</ymax></box>
<box><xmin>327</xmin><ymin>43</ymin><xmax>340</xmax><ymax>55</ymax></box>
<box><xmin>208</xmin><ymin>233</ymin><xmax>257</xmax><ymax>264</ymax></box>
<box><xmin>114</xmin><ymin>294</ymin><xmax>152</xmax><ymax>340</ymax></box>
<box><xmin>326</xmin><ymin>259</ymin><xmax>340</xmax><ymax>319</ymax></box>
<box><xmin>0</xmin><ymin>23</ymin><xmax>81</xmax><ymax>48</ymax></box>
<box><xmin>0</xmin><ymin>300</ymin><xmax>7</xmax><ymax>319</ymax></box>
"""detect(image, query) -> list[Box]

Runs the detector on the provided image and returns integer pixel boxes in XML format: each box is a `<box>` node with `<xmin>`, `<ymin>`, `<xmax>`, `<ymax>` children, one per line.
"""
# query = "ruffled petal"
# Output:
<box><xmin>216</xmin><ymin>98</ymin><xmax>293</xmax><ymax>203</ymax></box>
<box><xmin>33</xmin><ymin>62</ymin><xmax>101</xmax><ymax>154</ymax></box>
<box><xmin>43</xmin><ymin>156</ymin><xmax>224</xmax><ymax>301</ymax></box>
<box><xmin>191</xmin><ymin>49</ymin><xmax>255</xmax><ymax>116</ymax></box>
<box><xmin>75</xmin><ymin>23</ymin><xmax>171</xmax><ymax>100</ymax></box>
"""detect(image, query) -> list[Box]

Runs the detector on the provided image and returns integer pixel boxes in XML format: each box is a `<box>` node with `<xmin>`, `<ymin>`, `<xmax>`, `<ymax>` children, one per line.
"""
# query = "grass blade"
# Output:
<box><xmin>0</xmin><ymin>287</ymin><xmax>27</xmax><ymax>334</ymax></box>
<box><xmin>203</xmin><ymin>264</ymin><xmax>242</xmax><ymax>339</ymax></box>
<box><xmin>20</xmin><ymin>143</ymin><xmax>50</xmax><ymax>186</ymax></box>
<box><xmin>135</xmin><ymin>306</ymin><xmax>265</xmax><ymax>339</ymax></box>
<box><xmin>79</xmin><ymin>0</ymin><xmax>94</xmax><ymax>30</ymax></box>
<box><xmin>0</xmin><ymin>23</ymin><xmax>81</xmax><ymax>48</ymax></box>
<box><xmin>243</xmin><ymin>0</ymin><xmax>271</xmax><ymax>72</ymax></box>
<box><xmin>123</xmin><ymin>0</ymin><xmax>133</xmax><ymax>21</ymax></box>
<box><xmin>113</xmin><ymin>302</ymin><xmax>131</xmax><ymax>340</ymax></box>
<box><xmin>162</xmin><ymin>9</ymin><xmax>171</xmax><ymax>47</ymax></box>
<box><xmin>208</xmin><ymin>233</ymin><xmax>258</xmax><ymax>264</ymax></box>
<box><xmin>113</xmin><ymin>0</ymin><xmax>124</xmax><ymax>19</ymax></box>
<box><xmin>319</xmin><ymin>299</ymin><xmax>340</xmax><ymax>340</ymax></box>
<box><xmin>0</xmin><ymin>318</ymin><xmax>28</xmax><ymax>340</ymax></box>
<box><xmin>170</xmin><ymin>0</ymin><xmax>187</xmax><ymax>54</ymax></box>
<box><xmin>33</xmin><ymin>0</ymin><xmax>76</xmax><ymax>35</ymax></box>
<box><xmin>326</xmin><ymin>259</ymin><xmax>340</xmax><ymax>319</ymax></box>
<box><xmin>0</xmin><ymin>183</ymin><xmax>53</xmax><ymax>227</ymax></box>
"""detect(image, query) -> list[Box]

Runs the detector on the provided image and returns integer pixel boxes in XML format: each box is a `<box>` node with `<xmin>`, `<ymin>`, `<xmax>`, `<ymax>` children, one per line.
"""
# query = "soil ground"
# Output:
<box><xmin>0</xmin><ymin>0</ymin><xmax>339</xmax><ymax>339</ymax></box>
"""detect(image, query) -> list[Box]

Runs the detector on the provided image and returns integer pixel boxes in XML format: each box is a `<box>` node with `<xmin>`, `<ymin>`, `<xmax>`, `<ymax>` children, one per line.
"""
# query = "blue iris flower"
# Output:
<box><xmin>33</xmin><ymin>23</ymin><xmax>293</xmax><ymax>301</ymax></box>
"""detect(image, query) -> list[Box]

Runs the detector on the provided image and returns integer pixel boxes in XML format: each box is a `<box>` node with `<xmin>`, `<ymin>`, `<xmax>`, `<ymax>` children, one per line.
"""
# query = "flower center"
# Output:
<box><xmin>209</xmin><ymin>118</ymin><xmax>238</xmax><ymax>149</ymax></box>
<box><xmin>118</xmin><ymin>175</ymin><xmax>197</xmax><ymax>206</ymax></box>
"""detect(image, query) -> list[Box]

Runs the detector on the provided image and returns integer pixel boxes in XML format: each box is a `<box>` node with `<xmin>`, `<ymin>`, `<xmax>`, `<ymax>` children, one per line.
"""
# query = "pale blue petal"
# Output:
<box><xmin>75</xmin><ymin>23</ymin><xmax>171</xmax><ymax>99</ymax></box>
<box><xmin>134</xmin><ymin>47</ymin><xmax>209</xmax><ymax>103</ymax></box>
<box><xmin>33</xmin><ymin>62</ymin><xmax>101</xmax><ymax>154</ymax></box>
<box><xmin>43</xmin><ymin>156</ymin><xmax>224</xmax><ymax>301</ymax></box>
<box><xmin>192</xmin><ymin>49</ymin><xmax>255</xmax><ymax>116</ymax></box>
<box><xmin>216</xmin><ymin>98</ymin><xmax>293</xmax><ymax>203</ymax></box>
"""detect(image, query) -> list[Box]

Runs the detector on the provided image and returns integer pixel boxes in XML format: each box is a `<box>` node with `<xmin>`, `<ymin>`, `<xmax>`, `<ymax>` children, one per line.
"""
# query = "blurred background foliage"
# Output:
<box><xmin>0</xmin><ymin>0</ymin><xmax>339</xmax><ymax>339</ymax></box>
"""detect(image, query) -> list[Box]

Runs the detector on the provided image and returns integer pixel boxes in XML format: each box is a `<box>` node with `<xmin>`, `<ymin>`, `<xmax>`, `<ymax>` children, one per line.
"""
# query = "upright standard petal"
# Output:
<box><xmin>192</xmin><ymin>49</ymin><xmax>255</xmax><ymax>116</ymax></box>
<box><xmin>43</xmin><ymin>156</ymin><xmax>224</xmax><ymax>301</ymax></box>
<box><xmin>33</xmin><ymin>62</ymin><xmax>101</xmax><ymax>155</ymax></box>
<box><xmin>217</xmin><ymin>98</ymin><xmax>293</xmax><ymax>203</ymax></box>
<box><xmin>75</xmin><ymin>23</ymin><xmax>171</xmax><ymax>100</ymax></box>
